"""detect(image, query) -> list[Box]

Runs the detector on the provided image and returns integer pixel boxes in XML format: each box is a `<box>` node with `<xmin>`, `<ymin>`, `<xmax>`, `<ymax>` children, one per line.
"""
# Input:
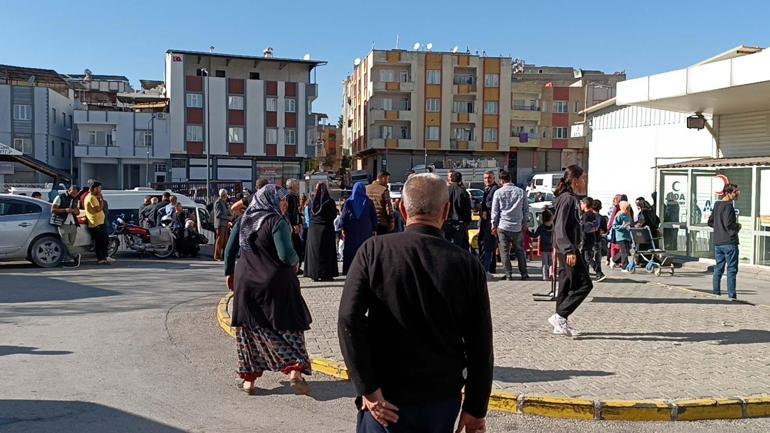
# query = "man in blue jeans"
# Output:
<box><xmin>708</xmin><ymin>184</ymin><xmax>741</xmax><ymax>300</ymax></box>
<box><xmin>491</xmin><ymin>171</ymin><xmax>529</xmax><ymax>280</ymax></box>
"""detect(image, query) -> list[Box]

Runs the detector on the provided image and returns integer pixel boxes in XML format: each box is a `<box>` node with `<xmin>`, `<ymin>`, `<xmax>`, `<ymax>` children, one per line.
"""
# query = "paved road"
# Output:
<box><xmin>1</xmin><ymin>258</ymin><xmax>770</xmax><ymax>433</ymax></box>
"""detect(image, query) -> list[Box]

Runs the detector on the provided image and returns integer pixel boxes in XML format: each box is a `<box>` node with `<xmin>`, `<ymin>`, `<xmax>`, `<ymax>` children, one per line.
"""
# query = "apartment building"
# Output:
<box><xmin>316</xmin><ymin>124</ymin><xmax>340</xmax><ymax>172</ymax></box>
<box><xmin>0</xmin><ymin>65</ymin><xmax>75</xmax><ymax>184</ymax></box>
<box><xmin>510</xmin><ymin>64</ymin><xmax>625</xmax><ymax>182</ymax></box>
<box><xmin>165</xmin><ymin>49</ymin><xmax>326</xmax><ymax>190</ymax></box>
<box><xmin>342</xmin><ymin>49</ymin><xmax>512</xmax><ymax>181</ymax></box>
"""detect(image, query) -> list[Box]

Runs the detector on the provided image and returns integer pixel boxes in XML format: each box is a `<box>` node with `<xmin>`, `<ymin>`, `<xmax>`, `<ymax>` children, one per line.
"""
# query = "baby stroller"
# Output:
<box><xmin>629</xmin><ymin>227</ymin><xmax>675</xmax><ymax>276</ymax></box>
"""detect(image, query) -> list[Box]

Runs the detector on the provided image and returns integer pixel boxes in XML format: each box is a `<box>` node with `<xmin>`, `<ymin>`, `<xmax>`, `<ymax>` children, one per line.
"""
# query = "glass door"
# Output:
<box><xmin>659</xmin><ymin>171</ymin><xmax>689</xmax><ymax>256</ymax></box>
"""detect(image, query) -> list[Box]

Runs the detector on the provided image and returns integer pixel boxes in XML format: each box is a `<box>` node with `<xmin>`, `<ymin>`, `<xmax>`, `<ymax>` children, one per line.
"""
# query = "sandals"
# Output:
<box><xmin>289</xmin><ymin>377</ymin><xmax>310</xmax><ymax>395</ymax></box>
<box><xmin>238</xmin><ymin>381</ymin><xmax>256</xmax><ymax>395</ymax></box>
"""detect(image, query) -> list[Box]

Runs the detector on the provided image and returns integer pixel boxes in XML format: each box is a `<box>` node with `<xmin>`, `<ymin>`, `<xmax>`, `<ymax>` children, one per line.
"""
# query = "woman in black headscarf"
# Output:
<box><xmin>230</xmin><ymin>184</ymin><xmax>313</xmax><ymax>395</ymax></box>
<box><xmin>304</xmin><ymin>182</ymin><xmax>339</xmax><ymax>281</ymax></box>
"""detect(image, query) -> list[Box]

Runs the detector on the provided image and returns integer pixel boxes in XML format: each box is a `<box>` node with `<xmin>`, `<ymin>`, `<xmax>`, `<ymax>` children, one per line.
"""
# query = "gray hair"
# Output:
<box><xmin>402</xmin><ymin>173</ymin><xmax>448</xmax><ymax>217</ymax></box>
<box><xmin>286</xmin><ymin>178</ymin><xmax>299</xmax><ymax>189</ymax></box>
<box><xmin>218</xmin><ymin>188</ymin><xmax>228</xmax><ymax>198</ymax></box>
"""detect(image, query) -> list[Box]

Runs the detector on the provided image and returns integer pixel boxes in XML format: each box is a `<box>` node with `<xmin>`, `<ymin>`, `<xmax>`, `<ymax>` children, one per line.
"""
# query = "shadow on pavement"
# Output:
<box><xmin>0</xmin><ymin>346</ymin><xmax>72</xmax><ymax>357</ymax></box>
<box><xmin>0</xmin><ymin>277</ymin><xmax>119</xmax><ymax>304</ymax></box>
<box><xmin>577</xmin><ymin>329</ymin><xmax>770</xmax><ymax>345</ymax></box>
<box><xmin>590</xmin><ymin>296</ymin><xmax>749</xmax><ymax>305</ymax></box>
<box><xmin>0</xmin><ymin>400</ymin><xmax>185</xmax><ymax>433</ymax></box>
<box><xmin>493</xmin><ymin>367</ymin><xmax>614</xmax><ymax>383</ymax></box>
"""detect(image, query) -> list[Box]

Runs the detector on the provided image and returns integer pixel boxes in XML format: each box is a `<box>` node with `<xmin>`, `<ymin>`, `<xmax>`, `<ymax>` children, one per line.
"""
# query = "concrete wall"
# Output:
<box><xmin>587</xmin><ymin>104</ymin><xmax>715</xmax><ymax>209</ymax></box>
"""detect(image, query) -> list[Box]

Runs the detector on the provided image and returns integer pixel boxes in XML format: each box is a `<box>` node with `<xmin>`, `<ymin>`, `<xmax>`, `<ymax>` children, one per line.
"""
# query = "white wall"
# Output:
<box><xmin>245</xmin><ymin>80</ymin><xmax>265</xmax><ymax>155</ymax></box>
<box><xmin>587</xmin><ymin>105</ymin><xmax>715</xmax><ymax>211</ymax></box>
<box><xmin>207</xmin><ymin>77</ymin><xmax>227</xmax><ymax>155</ymax></box>
<box><xmin>277</xmin><ymin>81</ymin><xmax>285</xmax><ymax>157</ymax></box>
<box><xmin>166</xmin><ymin>53</ymin><xmax>185</xmax><ymax>153</ymax></box>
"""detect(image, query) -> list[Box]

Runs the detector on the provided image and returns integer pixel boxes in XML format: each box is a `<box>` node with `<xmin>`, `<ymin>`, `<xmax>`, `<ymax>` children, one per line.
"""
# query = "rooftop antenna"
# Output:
<box><xmin>452</xmin><ymin>46</ymin><xmax>459</xmax><ymax>53</ymax></box>
<box><xmin>426</xmin><ymin>42</ymin><xmax>433</xmax><ymax>51</ymax></box>
<box><xmin>413</xmin><ymin>42</ymin><xmax>421</xmax><ymax>51</ymax></box>
<box><xmin>209</xmin><ymin>46</ymin><xmax>215</xmax><ymax>53</ymax></box>
<box><xmin>466</xmin><ymin>46</ymin><xmax>470</xmax><ymax>53</ymax></box>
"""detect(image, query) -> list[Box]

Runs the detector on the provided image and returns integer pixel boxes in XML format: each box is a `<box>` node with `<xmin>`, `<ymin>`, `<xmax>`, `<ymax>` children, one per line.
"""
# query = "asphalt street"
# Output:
<box><xmin>1</xmin><ymin>257</ymin><xmax>769</xmax><ymax>433</ymax></box>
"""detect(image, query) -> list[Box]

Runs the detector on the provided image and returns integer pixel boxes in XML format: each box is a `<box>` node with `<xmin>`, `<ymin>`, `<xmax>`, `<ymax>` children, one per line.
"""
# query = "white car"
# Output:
<box><xmin>0</xmin><ymin>194</ymin><xmax>66</xmax><ymax>267</ymax></box>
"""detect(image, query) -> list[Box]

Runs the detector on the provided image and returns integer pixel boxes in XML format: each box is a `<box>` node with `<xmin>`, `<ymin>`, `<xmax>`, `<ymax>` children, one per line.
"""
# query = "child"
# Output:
<box><xmin>580</xmin><ymin>197</ymin><xmax>606</xmax><ymax>282</ymax></box>
<box><xmin>593</xmin><ymin>199</ymin><xmax>609</xmax><ymax>278</ymax></box>
<box><xmin>530</xmin><ymin>209</ymin><xmax>554</xmax><ymax>281</ymax></box>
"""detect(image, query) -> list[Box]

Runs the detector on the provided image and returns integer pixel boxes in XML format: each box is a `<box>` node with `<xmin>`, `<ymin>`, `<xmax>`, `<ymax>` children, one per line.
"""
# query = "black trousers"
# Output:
<box><xmin>556</xmin><ymin>252</ymin><xmax>593</xmax><ymax>319</ymax></box>
<box><xmin>88</xmin><ymin>224</ymin><xmax>109</xmax><ymax>261</ymax></box>
<box><xmin>292</xmin><ymin>231</ymin><xmax>304</xmax><ymax>264</ymax></box>
<box><xmin>356</xmin><ymin>395</ymin><xmax>462</xmax><ymax>433</ymax></box>
<box><xmin>443</xmin><ymin>221</ymin><xmax>469</xmax><ymax>250</ymax></box>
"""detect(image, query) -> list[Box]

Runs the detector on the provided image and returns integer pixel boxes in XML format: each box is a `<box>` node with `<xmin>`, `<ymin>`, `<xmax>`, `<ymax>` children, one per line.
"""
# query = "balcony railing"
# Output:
<box><xmin>512</xmin><ymin>105</ymin><xmax>540</xmax><ymax>111</ymax></box>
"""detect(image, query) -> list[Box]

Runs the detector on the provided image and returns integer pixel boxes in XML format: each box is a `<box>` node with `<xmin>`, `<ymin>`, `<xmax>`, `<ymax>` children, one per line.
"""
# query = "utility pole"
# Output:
<box><xmin>202</xmin><ymin>68</ymin><xmax>211</xmax><ymax>204</ymax></box>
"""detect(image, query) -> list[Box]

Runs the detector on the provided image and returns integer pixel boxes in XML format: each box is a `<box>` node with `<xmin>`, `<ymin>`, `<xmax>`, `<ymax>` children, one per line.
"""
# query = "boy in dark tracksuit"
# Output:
<box><xmin>580</xmin><ymin>197</ymin><xmax>606</xmax><ymax>282</ymax></box>
<box><xmin>530</xmin><ymin>210</ymin><xmax>554</xmax><ymax>281</ymax></box>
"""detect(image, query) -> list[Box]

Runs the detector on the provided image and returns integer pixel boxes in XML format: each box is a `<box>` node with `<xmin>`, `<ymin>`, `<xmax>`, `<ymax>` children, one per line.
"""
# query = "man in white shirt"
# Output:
<box><xmin>51</xmin><ymin>185</ymin><xmax>82</xmax><ymax>267</ymax></box>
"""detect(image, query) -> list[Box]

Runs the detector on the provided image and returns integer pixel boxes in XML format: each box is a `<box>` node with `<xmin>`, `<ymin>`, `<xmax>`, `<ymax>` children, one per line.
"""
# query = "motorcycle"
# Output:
<box><xmin>109</xmin><ymin>214</ymin><xmax>175</xmax><ymax>259</ymax></box>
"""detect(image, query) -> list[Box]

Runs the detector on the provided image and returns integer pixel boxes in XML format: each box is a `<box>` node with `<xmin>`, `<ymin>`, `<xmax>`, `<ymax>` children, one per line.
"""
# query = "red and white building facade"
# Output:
<box><xmin>165</xmin><ymin>49</ymin><xmax>325</xmax><ymax>189</ymax></box>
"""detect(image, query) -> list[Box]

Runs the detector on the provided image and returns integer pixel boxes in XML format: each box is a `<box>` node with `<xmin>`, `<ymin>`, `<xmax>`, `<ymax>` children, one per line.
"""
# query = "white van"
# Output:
<box><xmin>63</xmin><ymin>188</ymin><xmax>214</xmax><ymax>252</ymax></box>
<box><xmin>529</xmin><ymin>172</ymin><xmax>563</xmax><ymax>195</ymax></box>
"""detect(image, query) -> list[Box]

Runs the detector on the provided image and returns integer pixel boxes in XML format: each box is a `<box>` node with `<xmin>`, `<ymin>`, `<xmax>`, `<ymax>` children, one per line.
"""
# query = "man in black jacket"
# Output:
<box><xmin>339</xmin><ymin>173</ymin><xmax>493</xmax><ymax>433</ymax></box>
<box><xmin>479</xmin><ymin>170</ymin><xmax>499</xmax><ymax>276</ymax></box>
<box><xmin>443</xmin><ymin>171</ymin><xmax>472</xmax><ymax>250</ymax></box>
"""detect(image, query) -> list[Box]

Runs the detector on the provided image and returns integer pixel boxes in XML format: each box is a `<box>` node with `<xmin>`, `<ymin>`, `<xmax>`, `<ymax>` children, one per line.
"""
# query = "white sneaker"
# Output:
<box><xmin>621</xmin><ymin>269</ymin><xmax>629</xmax><ymax>273</ymax></box>
<box><xmin>547</xmin><ymin>314</ymin><xmax>571</xmax><ymax>336</ymax></box>
<box><xmin>566</xmin><ymin>323</ymin><xmax>580</xmax><ymax>336</ymax></box>
<box><xmin>609</xmin><ymin>262</ymin><xmax>616</xmax><ymax>270</ymax></box>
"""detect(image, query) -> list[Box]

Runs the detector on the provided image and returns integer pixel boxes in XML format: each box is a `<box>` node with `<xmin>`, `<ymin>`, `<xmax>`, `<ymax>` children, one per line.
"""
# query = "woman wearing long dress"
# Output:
<box><xmin>304</xmin><ymin>182</ymin><xmax>339</xmax><ymax>281</ymax></box>
<box><xmin>340</xmin><ymin>181</ymin><xmax>377</xmax><ymax>274</ymax></box>
<box><xmin>230</xmin><ymin>184</ymin><xmax>313</xmax><ymax>395</ymax></box>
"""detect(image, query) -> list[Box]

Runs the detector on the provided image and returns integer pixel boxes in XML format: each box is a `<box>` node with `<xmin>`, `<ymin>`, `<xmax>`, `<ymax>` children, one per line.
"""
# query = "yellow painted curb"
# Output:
<box><xmin>745</xmin><ymin>396</ymin><xmax>770</xmax><ymax>418</ymax></box>
<box><xmin>216</xmin><ymin>293</ymin><xmax>350</xmax><ymax>381</ymax></box>
<box><xmin>519</xmin><ymin>395</ymin><xmax>595</xmax><ymax>420</ymax></box>
<box><xmin>214</xmin><ymin>294</ymin><xmax>770</xmax><ymax>422</ymax></box>
<box><xmin>600</xmin><ymin>399</ymin><xmax>672</xmax><ymax>421</ymax></box>
<box><xmin>676</xmin><ymin>398</ymin><xmax>743</xmax><ymax>421</ymax></box>
<box><xmin>488</xmin><ymin>391</ymin><xmax>519</xmax><ymax>413</ymax></box>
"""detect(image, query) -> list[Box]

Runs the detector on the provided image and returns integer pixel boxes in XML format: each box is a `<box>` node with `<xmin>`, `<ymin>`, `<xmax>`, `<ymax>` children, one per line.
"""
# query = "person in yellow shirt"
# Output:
<box><xmin>85</xmin><ymin>181</ymin><xmax>114</xmax><ymax>265</ymax></box>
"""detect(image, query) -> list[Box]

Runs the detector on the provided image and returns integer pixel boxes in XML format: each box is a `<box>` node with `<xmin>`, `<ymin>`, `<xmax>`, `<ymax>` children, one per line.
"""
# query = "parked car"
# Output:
<box><xmin>468</xmin><ymin>213</ymin><xmax>481</xmax><ymax>255</ymax></box>
<box><xmin>0</xmin><ymin>194</ymin><xmax>65</xmax><ymax>267</ymax></box>
<box><xmin>388</xmin><ymin>182</ymin><xmax>404</xmax><ymax>199</ymax></box>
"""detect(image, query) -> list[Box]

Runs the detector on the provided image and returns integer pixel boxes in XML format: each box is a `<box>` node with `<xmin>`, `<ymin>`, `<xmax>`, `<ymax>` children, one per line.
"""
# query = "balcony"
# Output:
<box><xmin>451</xmin><ymin>112</ymin><xmax>477</xmax><ymax>123</ymax></box>
<box><xmin>74</xmin><ymin>145</ymin><xmax>121</xmax><ymax>158</ymax></box>
<box><xmin>510</xmin><ymin>135</ymin><xmax>539</xmax><ymax>148</ymax></box>
<box><xmin>511</xmin><ymin>109</ymin><xmax>542</xmax><ymax>122</ymax></box>
<box><xmin>369</xmin><ymin>138</ymin><xmax>403</xmax><ymax>149</ymax></box>
<box><xmin>373</xmin><ymin>81</ymin><xmax>415</xmax><ymax>92</ymax></box>
<box><xmin>453</xmin><ymin>83</ymin><xmax>477</xmax><ymax>94</ymax></box>
<box><xmin>449</xmin><ymin>139</ymin><xmax>470</xmax><ymax>151</ymax></box>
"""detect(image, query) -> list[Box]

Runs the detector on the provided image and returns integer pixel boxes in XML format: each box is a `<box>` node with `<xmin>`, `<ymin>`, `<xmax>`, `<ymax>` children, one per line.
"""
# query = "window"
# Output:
<box><xmin>249</xmin><ymin>72</ymin><xmax>260</xmax><ymax>80</ymax></box>
<box><xmin>553</xmin><ymin>127</ymin><xmax>569</xmax><ymax>139</ymax></box>
<box><xmin>400</xmin><ymin>126</ymin><xmax>409</xmax><ymax>139</ymax></box>
<box><xmin>426</xmin><ymin>70</ymin><xmax>441</xmax><ymax>84</ymax></box>
<box><xmin>483</xmin><ymin>128</ymin><xmax>498</xmax><ymax>142</ymax></box>
<box><xmin>155</xmin><ymin>163</ymin><xmax>167</xmax><ymax>172</ymax></box>
<box><xmin>380</xmin><ymin>98</ymin><xmax>393</xmax><ymax>111</ymax></box>
<box><xmin>68</xmin><ymin>115</ymin><xmax>72</xmax><ymax>128</ymax></box>
<box><xmin>380</xmin><ymin>125</ymin><xmax>393</xmax><ymax>139</ymax></box>
<box><xmin>285</xmin><ymin>98</ymin><xmax>297</xmax><ymax>113</ymax></box>
<box><xmin>186</xmin><ymin>125</ymin><xmax>203</xmax><ymax>142</ymax></box>
<box><xmin>553</xmin><ymin>101</ymin><xmax>568</xmax><ymax>113</ymax></box>
<box><xmin>13</xmin><ymin>104</ymin><xmax>31</xmax><ymax>120</ymax></box>
<box><xmin>484</xmin><ymin>101</ymin><xmax>498</xmax><ymax>114</ymax></box>
<box><xmin>172</xmin><ymin>159</ymin><xmax>187</xmax><ymax>168</ymax></box>
<box><xmin>60</xmin><ymin>142</ymin><xmax>65</xmax><ymax>157</ymax></box>
<box><xmin>574</xmin><ymin>100</ymin><xmax>581</xmax><ymax>112</ymax></box>
<box><xmin>399</xmin><ymin>70</ymin><xmax>409</xmax><ymax>83</ymax></box>
<box><xmin>0</xmin><ymin>200</ymin><xmax>41</xmax><ymax>216</ymax></box>
<box><xmin>228</xmin><ymin>95</ymin><xmax>244</xmax><ymax>110</ymax></box>
<box><xmin>52</xmin><ymin>108</ymin><xmax>57</xmax><ymax>124</ymax></box>
<box><xmin>454</xmin><ymin>74</ymin><xmax>475</xmax><ymax>85</ymax></box>
<box><xmin>453</xmin><ymin>127</ymin><xmax>473</xmax><ymax>141</ymax></box>
<box><xmin>285</xmin><ymin>129</ymin><xmax>297</xmax><ymax>145</ymax></box>
<box><xmin>266</xmin><ymin>97</ymin><xmax>277</xmax><ymax>111</ymax></box>
<box><xmin>542</xmin><ymin>129</ymin><xmax>548</xmax><ymax>138</ymax></box>
<box><xmin>186</xmin><ymin>93</ymin><xmax>203</xmax><ymax>108</ymax></box>
<box><xmin>484</xmin><ymin>74</ymin><xmax>499</xmax><ymax>87</ymax></box>
<box><xmin>51</xmin><ymin>140</ymin><xmax>55</xmax><ymax>156</ymax></box>
<box><xmin>425</xmin><ymin>126</ymin><xmax>439</xmax><ymax>140</ymax></box>
<box><xmin>88</xmin><ymin>130</ymin><xmax>113</xmax><ymax>146</ymax></box>
<box><xmin>108</xmin><ymin>81</ymin><xmax>119</xmax><ymax>91</ymax></box>
<box><xmin>12</xmin><ymin>138</ymin><xmax>32</xmax><ymax>154</ymax></box>
<box><xmin>266</xmin><ymin>128</ymin><xmax>277</xmax><ymax>144</ymax></box>
<box><xmin>135</xmin><ymin>130</ymin><xmax>153</xmax><ymax>147</ymax></box>
<box><xmin>215</xmin><ymin>70</ymin><xmax>226</xmax><ymax>78</ymax></box>
<box><xmin>228</xmin><ymin>127</ymin><xmax>244</xmax><ymax>143</ymax></box>
<box><xmin>62</xmin><ymin>112</ymin><xmax>66</xmax><ymax>127</ymax></box>
<box><xmin>426</xmin><ymin>98</ymin><xmax>440</xmax><ymax>112</ymax></box>
<box><xmin>379</xmin><ymin>70</ymin><xmax>395</xmax><ymax>82</ymax></box>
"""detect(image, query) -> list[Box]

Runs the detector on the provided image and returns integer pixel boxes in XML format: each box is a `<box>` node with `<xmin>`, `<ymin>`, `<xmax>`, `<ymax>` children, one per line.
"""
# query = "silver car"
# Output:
<box><xmin>0</xmin><ymin>194</ymin><xmax>65</xmax><ymax>267</ymax></box>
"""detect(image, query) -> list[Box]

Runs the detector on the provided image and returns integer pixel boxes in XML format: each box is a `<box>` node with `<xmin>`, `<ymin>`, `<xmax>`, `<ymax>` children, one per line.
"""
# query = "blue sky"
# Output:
<box><xmin>2</xmin><ymin>0</ymin><xmax>768</xmax><ymax>119</ymax></box>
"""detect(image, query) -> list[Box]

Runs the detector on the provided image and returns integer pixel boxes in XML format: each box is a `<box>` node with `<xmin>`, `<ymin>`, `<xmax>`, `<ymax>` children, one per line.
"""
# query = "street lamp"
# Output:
<box><xmin>145</xmin><ymin>113</ymin><xmax>156</xmax><ymax>186</ymax></box>
<box><xmin>201</xmin><ymin>68</ymin><xmax>211</xmax><ymax>204</ymax></box>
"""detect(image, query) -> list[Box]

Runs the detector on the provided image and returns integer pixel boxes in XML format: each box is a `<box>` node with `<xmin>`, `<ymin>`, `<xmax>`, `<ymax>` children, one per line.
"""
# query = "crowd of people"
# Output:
<box><xmin>221</xmin><ymin>166</ymin><xmax>745</xmax><ymax>432</ymax></box>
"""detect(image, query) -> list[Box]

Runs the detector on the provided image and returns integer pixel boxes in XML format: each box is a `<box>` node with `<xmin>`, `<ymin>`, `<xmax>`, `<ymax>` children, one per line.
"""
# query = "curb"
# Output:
<box><xmin>216</xmin><ymin>293</ymin><xmax>770</xmax><ymax>421</ymax></box>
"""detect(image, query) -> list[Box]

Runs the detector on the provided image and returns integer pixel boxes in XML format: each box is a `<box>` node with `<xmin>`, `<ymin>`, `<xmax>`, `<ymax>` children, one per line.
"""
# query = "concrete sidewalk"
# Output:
<box><xmin>670</xmin><ymin>259</ymin><xmax>770</xmax><ymax>306</ymax></box>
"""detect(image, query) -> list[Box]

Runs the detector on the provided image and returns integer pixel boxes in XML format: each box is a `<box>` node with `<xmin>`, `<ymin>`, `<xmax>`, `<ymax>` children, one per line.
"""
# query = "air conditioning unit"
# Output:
<box><xmin>155</xmin><ymin>113</ymin><xmax>167</xmax><ymax>120</ymax></box>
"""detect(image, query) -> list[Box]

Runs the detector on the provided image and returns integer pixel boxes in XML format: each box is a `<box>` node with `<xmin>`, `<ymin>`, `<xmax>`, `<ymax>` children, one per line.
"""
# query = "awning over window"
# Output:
<box><xmin>657</xmin><ymin>156</ymin><xmax>770</xmax><ymax>169</ymax></box>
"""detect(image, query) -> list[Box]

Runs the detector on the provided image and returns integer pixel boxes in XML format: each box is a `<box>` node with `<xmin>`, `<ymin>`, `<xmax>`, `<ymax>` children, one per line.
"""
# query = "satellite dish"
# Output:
<box><xmin>452</xmin><ymin>46</ymin><xmax>459</xmax><ymax>53</ymax></box>
<box><xmin>426</xmin><ymin>43</ymin><xmax>433</xmax><ymax>51</ymax></box>
<box><xmin>354</xmin><ymin>58</ymin><xmax>361</xmax><ymax>66</ymax></box>
<box><xmin>84</xmin><ymin>68</ymin><xmax>92</xmax><ymax>76</ymax></box>
<box><xmin>413</xmin><ymin>42</ymin><xmax>421</xmax><ymax>51</ymax></box>
<box><xmin>303</xmin><ymin>53</ymin><xmax>311</xmax><ymax>61</ymax></box>
<box><xmin>27</xmin><ymin>75</ymin><xmax>36</xmax><ymax>85</ymax></box>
